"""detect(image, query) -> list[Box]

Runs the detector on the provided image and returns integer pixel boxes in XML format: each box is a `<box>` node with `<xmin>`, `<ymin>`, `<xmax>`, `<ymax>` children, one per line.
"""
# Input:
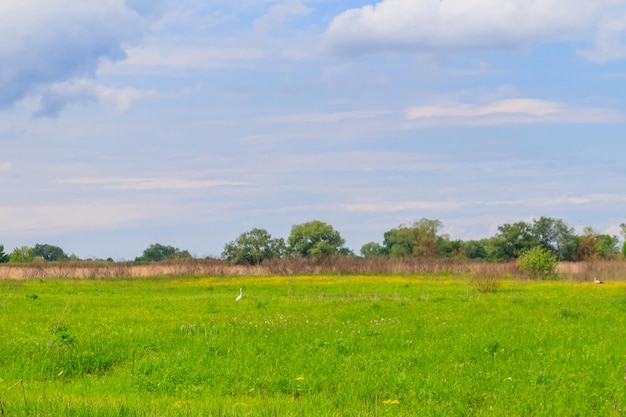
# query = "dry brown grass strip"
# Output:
<box><xmin>0</xmin><ymin>257</ymin><xmax>625</xmax><ymax>280</ymax></box>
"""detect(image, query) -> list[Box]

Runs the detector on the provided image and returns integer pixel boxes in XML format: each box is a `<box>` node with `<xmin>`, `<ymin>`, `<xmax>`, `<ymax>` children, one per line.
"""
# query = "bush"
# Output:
<box><xmin>472</xmin><ymin>273</ymin><xmax>502</xmax><ymax>293</ymax></box>
<box><xmin>515</xmin><ymin>247</ymin><xmax>558</xmax><ymax>280</ymax></box>
<box><xmin>9</xmin><ymin>246</ymin><xmax>35</xmax><ymax>263</ymax></box>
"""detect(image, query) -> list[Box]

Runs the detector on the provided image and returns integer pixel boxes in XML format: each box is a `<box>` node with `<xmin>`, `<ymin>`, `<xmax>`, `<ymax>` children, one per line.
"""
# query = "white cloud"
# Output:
<box><xmin>407</xmin><ymin>99</ymin><xmax>562</xmax><ymax>118</ymax></box>
<box><xmin>0</xmin><ymin>0</ymin><xmax>158</xmax><ymax>111</ymax></box>
<box><xmin>323</xmin><ymin>0</ymin><xmax>626</xmax><ymax>61</ymax></box>
<box><xmin>578</xmin><ymin>12</ymin><xmax>626</xmax><ymax>62</ymax></box>
<box><xmin>404</xmin><ymin>98</ymin><xmax>622</xmax><ymax>126</ymax></box>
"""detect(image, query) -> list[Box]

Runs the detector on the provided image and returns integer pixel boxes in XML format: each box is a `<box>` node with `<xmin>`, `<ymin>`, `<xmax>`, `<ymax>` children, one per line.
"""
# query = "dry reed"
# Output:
<box><xmin>0</xmin><ymin>256</ymin><xmax>625</xmax><ymax>280</ymax></box>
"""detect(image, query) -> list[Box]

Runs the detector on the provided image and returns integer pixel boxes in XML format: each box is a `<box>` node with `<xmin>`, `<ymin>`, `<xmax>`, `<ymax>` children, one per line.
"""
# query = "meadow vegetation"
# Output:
<box><xmin>1</xmin><ymin>273</ymin><xmax>626</xmax><ymax>416</ymax></box>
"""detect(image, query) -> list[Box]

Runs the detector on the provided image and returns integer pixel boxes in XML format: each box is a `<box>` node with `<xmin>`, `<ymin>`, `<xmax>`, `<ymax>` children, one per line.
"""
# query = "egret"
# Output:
<box><xmin>236</xmin><ymin>288</ymin><xmax>243</xmax><ymax>301</ymax></box>
<box><xmin>593</xmin><ymin>278</ymin><xmax>603</xmax><ymax>284</ymax></box>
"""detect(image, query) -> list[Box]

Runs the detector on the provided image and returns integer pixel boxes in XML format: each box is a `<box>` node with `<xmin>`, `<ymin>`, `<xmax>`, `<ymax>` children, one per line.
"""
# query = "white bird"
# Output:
<box><xmin>593</xmin><ymin>278</ymin><xmax>603</xmax><ymax>284</ymax></box>
<box><xmin>235</xmin><ymin>288</ymin><xmax>243</xmax><ymax>301</ymax></box>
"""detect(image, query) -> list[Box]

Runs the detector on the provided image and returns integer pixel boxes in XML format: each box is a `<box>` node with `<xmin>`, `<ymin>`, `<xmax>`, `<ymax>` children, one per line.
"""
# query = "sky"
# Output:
<box><xmin>1</xmin><ymin>0</ymin><xmax>626</xmax><ymax>260</ymax></box>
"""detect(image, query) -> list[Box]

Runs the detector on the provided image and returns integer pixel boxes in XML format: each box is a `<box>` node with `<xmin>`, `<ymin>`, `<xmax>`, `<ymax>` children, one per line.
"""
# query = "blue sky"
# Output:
<box><xmin>1</xmin><ymin>0</ymin><xmax>626</xmax><ymax>260</ymax></box>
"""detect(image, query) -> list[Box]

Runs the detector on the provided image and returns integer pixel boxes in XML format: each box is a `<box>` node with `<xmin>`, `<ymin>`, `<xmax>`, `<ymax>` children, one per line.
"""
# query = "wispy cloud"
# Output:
<box><xmin>252</xmin><ymin>98</ymin><xmax>619</xmax><ymax>131</ymax></box>
<box><xmin>404</xmin><ymin>98</ymin><xmax>621</xmax><ymax>126</ymax></box>
<box><xmin>343</xmin><ymin>201</ymin><xmax>471</xmax><ymax>213</ymax></box>
<box><xmin>0</xmin><ymin>203</ymin><xmax>155</xmax><ymax>235</ymax></box>
<box><xmin>34</xmin><ymin>80</ymin><xmax>157</xmax><ymax>118</ymax></box>
<box><xmin>407</xmin><ymin>98</ymin><xmax>561</xmax><ymax>118</ymax></box>
<box><xmin>342</xmin><ymin>194</ymin><xmax>626</xmax><ymax>214</ymax></box>
<box><xmin>95</xmin><ymin>84</ymin><xmax>158</xmax><ymax>112</ymax></box>
<box><xmin>101</xmin><ymin>46</ymin><xmax>264</xmax><ymax>74</ymax></box>
<box><xmin>599</xmin><ymin>72</ymin><xmax>626</xmax><ymax>79</ymax></box>
<box><xmin>253</xmin><ymin>0</ymin><xmax>313</xmax><ymax>33</ymax></box>
<box><xmin>259</xmin><ymin>110</ymin><xmax>393</xmax><ymax>124</ymax></box>
<box><xmin>59</xmin><ymin>177</ymin><xmax>253</xmax><ymax>191</ymax></box>
<box><xmin>566</xmin><ymin>194</ymin><xmax>626</xmax><ymax>205</ymax></box>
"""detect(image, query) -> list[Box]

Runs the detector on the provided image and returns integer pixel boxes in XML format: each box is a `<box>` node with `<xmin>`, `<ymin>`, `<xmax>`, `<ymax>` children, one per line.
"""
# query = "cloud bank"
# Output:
<box><xmin>323</xmin><ymin>0</ymin><xmax>626</xmax><ymax>61</ymax></box>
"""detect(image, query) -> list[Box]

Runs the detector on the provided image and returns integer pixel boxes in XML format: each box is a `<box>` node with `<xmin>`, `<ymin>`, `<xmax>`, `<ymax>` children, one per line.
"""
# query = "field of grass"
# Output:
<box><xmin>1</xmin><ymin>274</ymin><xmax>626</xmax><ymax>416</ymax></box>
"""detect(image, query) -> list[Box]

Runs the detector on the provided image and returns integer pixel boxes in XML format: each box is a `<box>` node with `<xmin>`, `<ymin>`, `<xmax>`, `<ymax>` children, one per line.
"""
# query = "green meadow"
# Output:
<box><xmin>1</xmin><ymin>274</ymin><xmax>626</xmax><ymax>416</ymax></box>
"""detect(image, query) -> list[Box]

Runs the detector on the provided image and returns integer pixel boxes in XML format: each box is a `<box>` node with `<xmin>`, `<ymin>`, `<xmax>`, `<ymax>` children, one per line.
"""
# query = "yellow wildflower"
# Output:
<box><xmin>173</xmin><ymin>400</ymin><xmax>190</xmax><ymax>408</ymax></box>
<box><xmin>295</xmin><ymin>376</ymin><xmax>305</xmax><ymax>381</ymax></box>
<box><xmin>383</xmin><ymin>399</ymin><xmax>400</xmax><ymax>405</ymax></box>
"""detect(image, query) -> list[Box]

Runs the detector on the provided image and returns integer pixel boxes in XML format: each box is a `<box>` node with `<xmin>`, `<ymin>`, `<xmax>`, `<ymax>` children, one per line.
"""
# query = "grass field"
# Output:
<box><xmin>1</xmin><ymin>274</ymin><xmax>626</xmax><ymax>416</ymax></box>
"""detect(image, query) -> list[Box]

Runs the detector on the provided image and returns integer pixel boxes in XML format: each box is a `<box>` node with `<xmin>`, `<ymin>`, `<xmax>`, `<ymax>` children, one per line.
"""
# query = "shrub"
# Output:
<box><xmin>472</xmin><ymin>273</ymin><xmax>502</xmax><ymax>293</ymax></box>
<box><xmin>515</xmin><ymin>247</ymin><xmax>558</xmax><ymax>280</ymax></box>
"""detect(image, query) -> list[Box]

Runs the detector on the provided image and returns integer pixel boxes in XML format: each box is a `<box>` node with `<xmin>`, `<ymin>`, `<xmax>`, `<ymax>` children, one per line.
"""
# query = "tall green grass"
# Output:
<box><xmin>1</xmin><ymin>275</ymin><xmax>626</xmax><ymax>416</ymax></box>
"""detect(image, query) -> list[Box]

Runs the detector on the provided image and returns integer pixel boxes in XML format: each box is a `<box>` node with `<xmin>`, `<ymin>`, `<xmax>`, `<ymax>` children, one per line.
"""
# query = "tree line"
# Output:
<box><xmin>1</xmin><ymin>217</ymin><xmax>625</xmax><ymax>265</ymax></box>
<box><xmin>362</xmin><ymin>217</ymin><xmax>623</xmax><ymax>262</ymax></box>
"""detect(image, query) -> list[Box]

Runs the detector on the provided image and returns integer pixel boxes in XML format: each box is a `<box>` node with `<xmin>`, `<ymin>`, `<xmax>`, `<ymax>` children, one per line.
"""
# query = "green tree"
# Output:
<box><xmin>32</xmin><ymin>243</ymin><xmax>69</xmax><ymax>262</ymax></box>
<box><xmin>222</xmin><ymin>228</ymin><xmax>285</xmax><ymax>265</ymax></box>
<box><xmin>462</xmin><ymin>240</ymin><xmax>489</xmax><ymax>259</ymax></box>
<box><xmin>596</xmin><ymin>234</ymin><xmax>619</xmax><ymax>257</ymax></box>
<box><xmin>619</xmin><ymin>223</ymin><xmax>626</xmax><ymax>256</ymax></box>
<box><xmin>383</xmin><ymin>225</ymin><xmax>417</xmax><ymax>256</ymax></box>
<box><xmin>383</xmin><ymin>218</ymin><xmax>444</xmax><ymax>257</ymax></box>
<box><xmin>574</xmin><ymin>227</ymin><xmax>619</xmax><ymax>260</ymax></box>
<box><xmin>574</xmin><ymin>228</ymin><xmax>595</xmax><ymax>261</ymax></box>
<box><xmin>438</xmin><ymin>237</ymin><xmax>463</xmax><ymax>258</ymax></box>
<box><xmin>9</xmin><ymin>246</ymin><xmax>35</xmax><ymax>263</ymax></box>
<box><xmin>0</xmin><ymin>245</ymin><xmax>8</xmax><ymax>263</ymax></box>
<box><xmin>359</xmin><ymin>241</ymin><xmax>387</xmax><ymax>258</ymax></box>
<box><xmin>135</xmin><ymin>243</ymin><xmax>191</xmax><ymax>262</ymax></box>
<box><xmin>516</xmin><ymin>246</ymin><xmax>558</xmax><ymax>280</ymax></box>
<box><xmin>491</xmin><ymin>221</ymin><xmax>537</xmax><ymax>261</ymax></box>
<box><xmin>531</xmin><ymin>217</ymin><xmax>577</xmax><ymax>261</ymax></box>
<box><xmin>287</xmin><ymin>220</ymin><xmax>350</xmax><ymax>257</ymax></box>
<box><xmin>413</xmin><ymin>219</ymin><xmax>443</xmax><ymax>257</ymax></box>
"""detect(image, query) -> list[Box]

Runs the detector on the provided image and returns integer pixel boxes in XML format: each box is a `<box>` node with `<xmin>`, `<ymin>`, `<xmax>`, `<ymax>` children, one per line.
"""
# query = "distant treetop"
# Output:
<box><xmin>135</xmin><ymin>243</ymin><xmax>191</xmax><ymax>262</ymax></box>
